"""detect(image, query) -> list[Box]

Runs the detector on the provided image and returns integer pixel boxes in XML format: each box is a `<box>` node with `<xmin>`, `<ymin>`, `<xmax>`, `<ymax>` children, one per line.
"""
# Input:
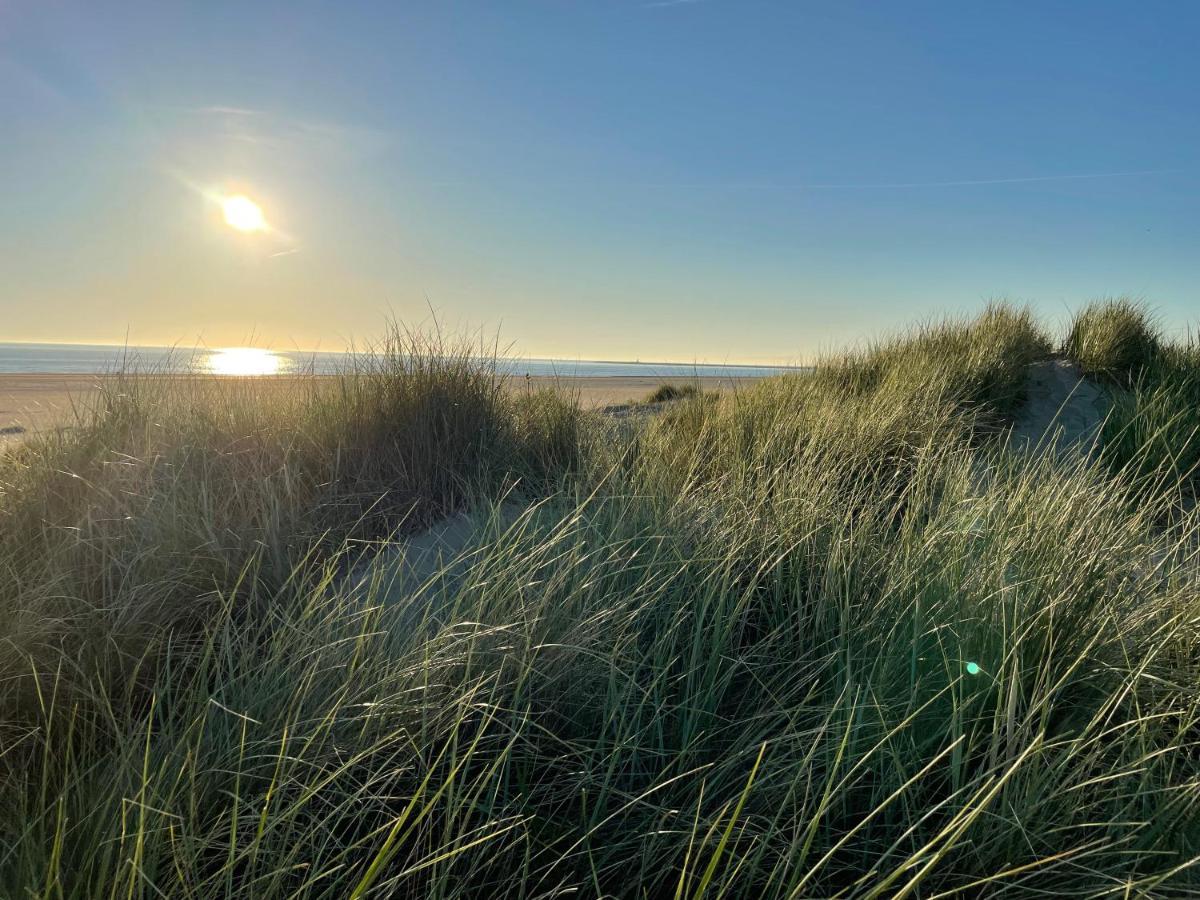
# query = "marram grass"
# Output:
<box><xmin>1</xmin><ymin>307</ymin><xmax>1198</xmax><ymax>897</ymax></box>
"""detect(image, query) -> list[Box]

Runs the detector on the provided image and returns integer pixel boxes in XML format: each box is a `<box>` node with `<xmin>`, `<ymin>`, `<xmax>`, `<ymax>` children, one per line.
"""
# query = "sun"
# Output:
<box><xmin>221</xmin><ymin>195</ymin><xmax>267</xmax><ymax>232</ymax></box>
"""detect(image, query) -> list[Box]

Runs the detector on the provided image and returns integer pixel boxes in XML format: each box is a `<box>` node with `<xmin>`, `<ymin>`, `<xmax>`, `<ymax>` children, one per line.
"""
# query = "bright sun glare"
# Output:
<box><xmin>207</xmin><ymin>347</ymin><xmax>283</xmax><ymax>376</ymax></box>
<box><xmin>221</xmin><ymin>195</ymin><xmax>267</xmax><ymax>232</ymax></box>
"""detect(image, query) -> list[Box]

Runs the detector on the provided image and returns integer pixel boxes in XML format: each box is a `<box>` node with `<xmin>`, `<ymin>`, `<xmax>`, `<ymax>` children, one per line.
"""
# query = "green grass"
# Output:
<box><xmin>809</xmin><ymin>302</ymin><xmax>1051</xmax><ymax>427</ymax></box>
<box><xmin>2</xmin><ymin>304</ymin><xmax>1199</xmax><ymax>897</ymax></box>
<box><xmin>1099</xmin><ymin>332</ymin><xmax>1200</xmax><ymax>506</ymax></box>
<box><xmin>1061</xmin><ymin>299</ymin><xmax>1200</xmax><ymax>502</ymax></box>
<box><xmin>0</xmin><ymin>327</ymin><xmax>576</xmax><ymax>727</ymax></box>
<box><xmin>1064</xmin><ymin>297</ymin><xmax>1160</xmax><ymax>385</ymax></box>
<box><xmin>644</xmin><ymin>382</ymin><xmax>701</xmax><ymax>404</ymax></box>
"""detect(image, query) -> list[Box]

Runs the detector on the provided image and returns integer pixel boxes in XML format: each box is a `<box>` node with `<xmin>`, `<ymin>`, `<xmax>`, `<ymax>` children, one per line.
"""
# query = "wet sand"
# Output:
<box><xmin>0</xmin><ymin>373</ymin><xmax>764</xmax><ymax>438</ymax></box>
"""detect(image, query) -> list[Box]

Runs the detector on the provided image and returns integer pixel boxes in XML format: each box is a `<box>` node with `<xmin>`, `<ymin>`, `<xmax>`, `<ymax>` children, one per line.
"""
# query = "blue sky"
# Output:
<box><xmin>1</xmin><ymin>1</ymin><xmax>1196</xmax><ymax>362</ymax></box>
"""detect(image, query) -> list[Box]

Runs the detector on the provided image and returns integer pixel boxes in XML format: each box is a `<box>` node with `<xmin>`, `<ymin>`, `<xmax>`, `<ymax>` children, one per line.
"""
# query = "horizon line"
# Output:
<box><xmin>0</xmin><ymin>339</ymin><xmax>805</xmax><ymax>370</ymax></box>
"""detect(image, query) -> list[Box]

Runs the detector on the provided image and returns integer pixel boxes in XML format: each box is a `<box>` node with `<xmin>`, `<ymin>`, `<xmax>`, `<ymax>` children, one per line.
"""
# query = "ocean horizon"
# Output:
<box><xmin>0</xmin><ymin>342</ymin><xmax>797</xmax><ymax>379</ymax></box>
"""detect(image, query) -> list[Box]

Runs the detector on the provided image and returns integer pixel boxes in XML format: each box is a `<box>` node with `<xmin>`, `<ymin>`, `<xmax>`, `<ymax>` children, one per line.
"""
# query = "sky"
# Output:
<box><xmin>1</xmin><ymin>1</ymin><xmax>1197</xmax><ymax>363</ymax></box>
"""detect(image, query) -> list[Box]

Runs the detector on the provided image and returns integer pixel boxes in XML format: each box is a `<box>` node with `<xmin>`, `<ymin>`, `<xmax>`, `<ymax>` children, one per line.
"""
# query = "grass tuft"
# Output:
<box><xmin>1099</xmin><ymin>329</ymin><xmax>1200</xmax><ymax>504</ymax></box>
<box><xmin>644</xmin><ymin>382</ymin><xmax>701</xmax><ymax>404</ymax></box>
<box><xmin>1064</xmin><ymin>297</ymin><xmax>1160</xmax><ymax>384</ymax></box>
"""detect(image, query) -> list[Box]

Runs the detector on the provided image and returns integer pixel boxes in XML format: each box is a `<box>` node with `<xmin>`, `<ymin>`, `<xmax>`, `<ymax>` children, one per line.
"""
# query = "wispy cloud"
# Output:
<box><xmin>644</xmin><ymin>0</ymin><xmax>704</xmax><ymax>8</ymax></box>
<box><xmin>193</xmin><ymin>105</ymin><xmax>260</xmax><ymax>117</ymax></box>
<box><xmin>178</xmin><ymin>104</ymin><xmax>391</xmax><ymax>161</ymax></box>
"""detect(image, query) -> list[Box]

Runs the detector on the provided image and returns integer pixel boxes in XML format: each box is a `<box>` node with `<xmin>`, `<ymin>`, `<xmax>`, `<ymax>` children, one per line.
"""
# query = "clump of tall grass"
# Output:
<box><xmin>1100</xmin><ymin>331</ymin><xmax>1200</xmax><ymax>504</ymax></box>
<box><xmin>509</xmin><ymin>387</ymin><xmax>586</xmax><ymax>486</ymax></box>
<box><xmin>1062</xmin><ymin>299</ymin><xmax>1200</xmax><ymax>502</ymax></box>
<box><xmin>1064</xmin><ymin>297</ymin><xmax>1160</xmax><ymax>384</ymax></box>
<box><xmin>644</xmin><ymin>382</ymin><xmax>700</xmax><ymax>404</ymax></box>
<box><xmin>638</xmin><ymin>304</ymin><xmax>1050</xmax><ymax>499</ymax></box>
<box><xmin>0</xmin><ymin>326</ymin><xmax>581</xmax><ymax>728</ymax></box>
<box><xmin>809</xmin><ymin>302</ymin><xmax>1051</xmax><ymax>429</ymax></box>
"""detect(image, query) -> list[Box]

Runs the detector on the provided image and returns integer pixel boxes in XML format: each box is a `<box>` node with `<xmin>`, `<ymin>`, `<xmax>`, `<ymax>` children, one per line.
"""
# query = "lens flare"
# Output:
<box><xmin>965</xmin><ymin>661</ymin><xmax>982</xmax><ymax>676</ymax></box>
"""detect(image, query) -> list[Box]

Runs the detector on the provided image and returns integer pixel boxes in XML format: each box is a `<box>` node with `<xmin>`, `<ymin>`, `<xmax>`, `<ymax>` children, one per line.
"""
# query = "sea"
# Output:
<box><xmin>0</xmin><ymin>342</ymin><xmax>795</xmax><ymax>379</ymax></box>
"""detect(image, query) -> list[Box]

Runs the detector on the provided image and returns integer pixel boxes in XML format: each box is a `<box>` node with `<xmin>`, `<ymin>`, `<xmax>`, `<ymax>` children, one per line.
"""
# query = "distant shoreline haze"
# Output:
<box><xmin>0</xmin><ymin>342</ymin><xmax>800</xmax><ymax>378</ymax></box>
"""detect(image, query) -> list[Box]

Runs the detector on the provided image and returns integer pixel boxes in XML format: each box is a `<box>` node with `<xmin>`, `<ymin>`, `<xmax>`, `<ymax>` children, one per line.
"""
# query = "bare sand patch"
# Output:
<box><xmin>1009</xmin><ymin>358</ymin><xmax>1110</xmax><ymax>457</ymax></box>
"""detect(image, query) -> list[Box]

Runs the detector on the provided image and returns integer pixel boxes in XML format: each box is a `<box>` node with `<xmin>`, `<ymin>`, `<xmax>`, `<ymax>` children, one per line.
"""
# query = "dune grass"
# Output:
<box><xmin>2</xmin><ymin>305</ymin><xmax>1199</xmax><ymax>897</ymax></box>
<box><xmin>1102</xmin><ymin>337</ymin><xmax>1200</xmax><ymax>500</ymax></box>
<box><xmin>1064</xmin><ymin>297</ymin><xmax>1160</xmax><ymax>385</ymax></box>
<box><xmin>644</xmin><ymin>382</ymin><xmax>701</xmax><ymax>404</ymax></box>
<box><xmin>1061</xmin><ymin>300</ymin><xmax>1200</xmax><ymax>503</ymax></box>
<box><xmin>807</xmin><ymin>302</ymin><xmax>1051</xmax><ymax>427</ymax></box>
<box><xmin>0</xmin><ymin>328</ymin><xmax>578</xmax><ymax>729</ymax></box>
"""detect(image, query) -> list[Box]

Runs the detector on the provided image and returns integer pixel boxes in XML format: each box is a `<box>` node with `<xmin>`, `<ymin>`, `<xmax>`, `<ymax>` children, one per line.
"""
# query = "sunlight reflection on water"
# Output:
<box><xmin>204</xmin><ymin>348</ymin><xmax>291</xmax><ymax>376</ymax></box>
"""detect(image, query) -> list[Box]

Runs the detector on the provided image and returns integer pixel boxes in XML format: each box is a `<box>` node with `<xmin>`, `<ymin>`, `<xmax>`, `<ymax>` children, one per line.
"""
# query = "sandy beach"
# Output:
<box><xmin>0</xmin><ymin>373</ymin><xmax>764</xmax><ymax>438</ymax></box>
<box><xmin>0</xmin><ymin>375</ymin><xmax>104</xmax><ymax>436</ymax></box>
<box><xmin>509</xmin><ymin>374</ymin><xmax>760</xmax><ymax>407</ymax></box>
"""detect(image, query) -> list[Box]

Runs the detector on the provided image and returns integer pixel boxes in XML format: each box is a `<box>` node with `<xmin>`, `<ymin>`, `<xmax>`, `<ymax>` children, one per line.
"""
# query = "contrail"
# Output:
<box><xmin>613</xmin><ymin>168</ymin><xmax>1178</xmax><ymax>192</ymax></box>
<box><xmin>488</xmin><ymin>168</ymin><xmax>1181</xmax><ymax>192</ymax></box>
<box><xmin>778</xmin><ymin>169</ymin><xmax>1178</xmax><ymax>190</ymax></box>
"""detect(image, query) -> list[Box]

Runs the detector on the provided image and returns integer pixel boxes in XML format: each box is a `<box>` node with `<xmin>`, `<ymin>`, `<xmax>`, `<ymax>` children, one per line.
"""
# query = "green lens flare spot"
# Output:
<box><xmin>965</xmin><ymin>661</ymin><xmax>981</xmax><ymax>676</ymax></box>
